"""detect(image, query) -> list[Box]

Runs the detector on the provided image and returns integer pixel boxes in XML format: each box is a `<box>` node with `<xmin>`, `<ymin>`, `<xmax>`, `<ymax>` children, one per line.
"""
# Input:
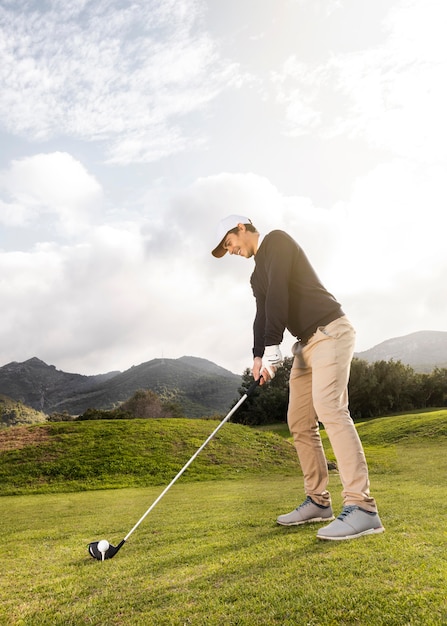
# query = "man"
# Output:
<box><xmin>211</xmin><ymin>214</ymin><xmax>384</xmax><ymax>541</ymax></box>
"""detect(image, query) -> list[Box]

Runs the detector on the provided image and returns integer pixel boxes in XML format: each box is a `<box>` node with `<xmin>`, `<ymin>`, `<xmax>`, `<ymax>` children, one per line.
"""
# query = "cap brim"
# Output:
<box><xmin>211</xmin><ymin>235</ymin><xmax>228</xmax><ymax>258</ymax></box>
<box><xmin>212</xmin><ymin>243</ymin><xmax>227</xmax><ymax>258</ymax></box>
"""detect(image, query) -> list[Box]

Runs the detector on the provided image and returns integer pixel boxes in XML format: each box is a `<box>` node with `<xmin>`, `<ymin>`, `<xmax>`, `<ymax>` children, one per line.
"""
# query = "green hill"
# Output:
<box><xmin>355</xmin><ymin>409</ymin><xmax>447</xmax><ymax>445</ymax></box>
<box><xmin>0</xmin><ymin>394</ymin><xmax>47</xmax><ymax>427</ymax></box>
<box><xmin>0</xmin><ymin>418</ymin><xmax>301</xmax><ymax>496</ymax></box>
<box><xmin>2</xmin><ymin>409</ymin><xmax>446</xmax><ymax>497</ymax></box>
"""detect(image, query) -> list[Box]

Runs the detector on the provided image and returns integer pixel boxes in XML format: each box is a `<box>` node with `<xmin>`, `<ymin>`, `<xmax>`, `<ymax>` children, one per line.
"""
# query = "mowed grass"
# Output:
<box><xmin>1</xmin><ymin>411</ymin><xmax>447</xmax><ymax>625</ymax></box>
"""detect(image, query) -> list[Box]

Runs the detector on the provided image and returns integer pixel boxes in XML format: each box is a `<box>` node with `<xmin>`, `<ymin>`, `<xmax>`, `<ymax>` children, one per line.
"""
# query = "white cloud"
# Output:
<box><xmin>271</xmin><ymin>57</ymin><xmax>327</xmax><ymax>136</ymax></box>
<box><xmin>0</xmin><ymin>155</ymin><xmax>445</xmax><ymax>373</ymax></box>
<box><xmin>166</xmin><ymin>171</ymin><xmax>341</xmax><ymax>276</ymax></box>
<box><xmin>273</xmin><ymin>0</ymin><xmax>447</xmax><ymax>163</ymax></box>
<box><xmin>0</xmin><ymin>199</ymin><xmax>30</xmax><ymax>227</ymax></box>
<box><xmin>0</xmin><ymin>153</ymin><xmax>103</xmax><ymax>235</ymax></box>
<box><xmin>0</xmin><ymin>167</ymin><xmax>330</xmax><ymax>375</ymax></box>
<box><xmin>328</xmin><ymin>158</ymin><xmax>445</xmax><ymax>284</ymax></box>
<box><xmin>0</xmin><ymin>0</ymin><xmax>238</xmax><ymax>163</ymax></box>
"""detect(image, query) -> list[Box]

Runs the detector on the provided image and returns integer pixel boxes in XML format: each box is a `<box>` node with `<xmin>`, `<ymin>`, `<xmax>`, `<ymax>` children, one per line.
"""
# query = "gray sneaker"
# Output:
<box><xmin>277</xmin><ymin>496</ymin><xmax>334</xmax><ymax>526</ymax></box>
<box><xmin>317</xmin><ymin>505</ymin><xmax>385</xmax><ymax>541</ymax></box>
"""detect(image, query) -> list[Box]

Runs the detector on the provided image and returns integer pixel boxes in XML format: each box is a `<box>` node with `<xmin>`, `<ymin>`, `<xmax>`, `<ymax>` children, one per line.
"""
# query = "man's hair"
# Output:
<box><xmin>227</xmin><ymin>223</ymin><xmax>258</xmax><ymax>236</ymax></box>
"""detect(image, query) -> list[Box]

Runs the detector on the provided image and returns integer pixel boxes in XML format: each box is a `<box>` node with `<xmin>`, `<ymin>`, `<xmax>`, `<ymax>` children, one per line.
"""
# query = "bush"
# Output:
<box><xmin>77</xmin><ymin>389</ymin><xmax>185</xmax><ymax>420</ymax></box>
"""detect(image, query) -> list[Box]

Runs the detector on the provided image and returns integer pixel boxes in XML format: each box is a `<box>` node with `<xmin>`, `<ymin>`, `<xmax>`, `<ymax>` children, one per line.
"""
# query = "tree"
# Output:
<box><xmin>348</xmin><ymin>358</ymin><xmax>378</xmax><ymax>419</ymax></box>
<box><xmin>120</xmin><ymin>389</ymin><xmax>171</xmax><ymax>418</ymax></box>
<box><xmin>231</xmin><ymin>355</ymin><xmax>447</xmax><ymax>426</ymax></box>
<box><xmin>416</xmin><ymin>368</ymin><xmax>447</xmax><ymax>408</ymax></box>
<box><xmin>349</xmin><ymin>358</ymin><xmax>424</xmax><ymax>419</ymax></box>
<box><xmin>78</xmin><ymin>389</ymin><xmax>185</xmax><ymax>420</ymax></box>
<box><xmin>231</xmin><ymin>358</ymin><xmax>292</xmax><ymax>426</ymax></box>
<box><xmin>371</xmin><ymin>360</ymin><xmax>416</xmax><ymax>415</ymax></box>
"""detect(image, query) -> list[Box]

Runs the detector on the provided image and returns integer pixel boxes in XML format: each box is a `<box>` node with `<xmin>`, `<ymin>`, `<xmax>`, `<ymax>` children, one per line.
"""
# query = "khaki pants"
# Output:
<box><xmin>287</xmin><ymin>316</ymin><xmax>377</xmax><ymax>512</ymax></box>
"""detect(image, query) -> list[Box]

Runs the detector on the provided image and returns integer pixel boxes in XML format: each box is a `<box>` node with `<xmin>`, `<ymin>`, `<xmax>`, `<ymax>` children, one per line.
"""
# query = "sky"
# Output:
<box><xmin>0</xmin><ymin>0</ymin><xmax>446</xmax><ymax>377</ymax></box>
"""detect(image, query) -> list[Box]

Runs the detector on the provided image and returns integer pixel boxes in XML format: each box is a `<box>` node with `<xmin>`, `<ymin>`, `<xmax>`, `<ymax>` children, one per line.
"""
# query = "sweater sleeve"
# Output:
<box><xmin>262</xmin><ymin>233</ymin><xmax>293</xmax><ymax>346</ymax></box>
<box><xmin>252</xmin><ymin>293</ymin><xmax>266</xmax><ymax>358</ymax></box>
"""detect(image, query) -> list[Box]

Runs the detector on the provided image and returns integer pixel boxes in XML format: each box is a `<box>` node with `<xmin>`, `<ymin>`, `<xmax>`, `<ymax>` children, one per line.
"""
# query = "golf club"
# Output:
<box><xmin>88</xmin><ymin>377</ymin><xmax>261</xmax><ymax>560</ymax></box>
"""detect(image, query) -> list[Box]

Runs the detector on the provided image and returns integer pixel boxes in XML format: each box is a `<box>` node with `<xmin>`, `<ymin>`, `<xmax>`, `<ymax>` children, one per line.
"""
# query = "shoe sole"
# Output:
<box><xmin>277</xmin><ymin>515</ymin><xmax>335</xmax><ymax>527</ymax></box>
<box><xmin>317</xmin><ymin>526</ymin><xmax>385</xmax><ymax>541</ymax></box>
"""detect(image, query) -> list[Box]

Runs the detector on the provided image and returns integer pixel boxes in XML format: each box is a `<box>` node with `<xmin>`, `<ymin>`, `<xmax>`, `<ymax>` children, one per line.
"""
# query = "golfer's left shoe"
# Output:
<box><xmin>317</xmin><ymin>505</ymin><xmax>385</xmax><ymax>541</ymax></box>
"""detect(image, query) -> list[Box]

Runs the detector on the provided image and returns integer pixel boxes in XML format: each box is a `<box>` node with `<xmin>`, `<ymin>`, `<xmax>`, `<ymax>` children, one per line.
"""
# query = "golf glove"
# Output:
<box><xmin>262</xmin><ymin>345</ymin><xmax>283</xmax><ymax>380</ymax></box>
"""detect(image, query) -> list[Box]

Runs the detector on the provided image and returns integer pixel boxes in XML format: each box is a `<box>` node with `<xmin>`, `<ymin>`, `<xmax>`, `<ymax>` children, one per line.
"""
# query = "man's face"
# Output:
<box><xmin>222</xmin><ymin>224</ymin><xmax>256</xmax><ymax>258</ymax></box>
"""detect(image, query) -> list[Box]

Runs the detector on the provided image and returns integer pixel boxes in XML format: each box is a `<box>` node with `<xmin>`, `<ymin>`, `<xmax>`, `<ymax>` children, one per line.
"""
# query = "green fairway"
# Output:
<box><xmin>1</xmin><ymin>411</ymin><xmax>447</xmax><ymax>625</ymax></box>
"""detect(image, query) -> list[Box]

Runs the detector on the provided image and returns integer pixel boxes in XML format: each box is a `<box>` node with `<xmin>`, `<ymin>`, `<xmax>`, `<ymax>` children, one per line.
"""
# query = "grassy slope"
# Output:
<box><xmin>0</xmin><ymin>394</ymin><xmax>47</xmax><ymax>427</ymax></box>
<box><xmin>0</xmin><ymin>418</ymin><xmax>301</xmax><ymax>495</ymax></box>
<box><xmin>356</xmin><ymin>408</ymin><xmax>447</xmax><ymax>443</ymax></box>
<box><xmin>1</xmin><ymin>409</ymin><xmax>446</xmax><ymax>496</ymax></box>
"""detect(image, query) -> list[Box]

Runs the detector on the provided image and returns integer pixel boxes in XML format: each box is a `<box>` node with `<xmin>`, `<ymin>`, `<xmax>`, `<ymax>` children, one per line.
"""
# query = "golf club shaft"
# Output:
<box><xmin>123</xmin><ymin>378</ymin><xmax>261</xmax><ymax>542</ymax></box>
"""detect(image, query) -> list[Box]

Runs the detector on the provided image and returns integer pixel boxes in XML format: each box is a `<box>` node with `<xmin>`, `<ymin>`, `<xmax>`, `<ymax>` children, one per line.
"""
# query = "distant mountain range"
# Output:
<box><xmin>355</xmin><ymin>330</ymin><xmax>447</xmax><ymax>373</ymax></box>
<box><xmin>0</xmin><ymin>356</ymin><xmax>242</xmax><ymax>418</ymax></box>
<box><xmin>0</xmin><ymin>330</ymin><xmax>445</xmax><ymax>420</ymax></box>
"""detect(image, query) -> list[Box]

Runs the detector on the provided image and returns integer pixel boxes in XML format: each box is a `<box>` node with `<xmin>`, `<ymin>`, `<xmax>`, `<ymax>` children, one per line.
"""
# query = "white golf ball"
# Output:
<box><xmin>97</xmin><ymin>539</ymin><xmax>109</xmax><ymax>553</ymax></box>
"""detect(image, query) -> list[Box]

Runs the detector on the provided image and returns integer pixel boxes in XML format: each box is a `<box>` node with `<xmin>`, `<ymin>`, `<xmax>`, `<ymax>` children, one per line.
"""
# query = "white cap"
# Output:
<box><xmin>211</xmin><ymin>214</ymin><xmax>252</xmax><ymax>258</ymax></box>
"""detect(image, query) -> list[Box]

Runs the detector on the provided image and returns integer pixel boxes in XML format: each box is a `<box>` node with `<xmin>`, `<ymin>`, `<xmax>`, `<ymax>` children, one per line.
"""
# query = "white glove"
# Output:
<box><xmin>262</xmin><ymin>345</ymin><xmax>283</xmax><ymax>380</ymax></box>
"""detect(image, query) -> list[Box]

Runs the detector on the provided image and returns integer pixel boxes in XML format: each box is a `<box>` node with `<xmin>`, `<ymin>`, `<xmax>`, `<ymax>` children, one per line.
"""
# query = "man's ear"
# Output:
<box><xmin>237</xmin><ymin>222</ymin><xmax>246</xmax><ymax>232</ymax></box>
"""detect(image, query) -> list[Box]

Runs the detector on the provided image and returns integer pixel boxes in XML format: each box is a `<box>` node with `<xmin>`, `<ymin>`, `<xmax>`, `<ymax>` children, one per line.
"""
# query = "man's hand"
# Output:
<box><xmin>261</xmin><ymin>345</ymin><xmax>283</xmax><ymax>381</ymax></box>
<box><xmin>252</xmin><ymin>356</ymin><xmax>264</xmax><ymax>384</ymax></box>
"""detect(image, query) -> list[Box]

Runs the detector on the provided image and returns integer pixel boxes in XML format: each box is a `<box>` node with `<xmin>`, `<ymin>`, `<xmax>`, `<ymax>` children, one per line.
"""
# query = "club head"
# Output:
<box><xmin>88</xmin><ymin>539</ymin><xmax>125</xmax><ymax>560</ymax></box>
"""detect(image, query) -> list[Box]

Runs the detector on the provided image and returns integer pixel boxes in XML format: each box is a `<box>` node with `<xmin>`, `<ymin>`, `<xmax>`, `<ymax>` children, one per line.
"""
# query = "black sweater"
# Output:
<box><xmin>250</xmin><ymin>230</ymin><xmax>343</xmax><ymax>358</ymax></box>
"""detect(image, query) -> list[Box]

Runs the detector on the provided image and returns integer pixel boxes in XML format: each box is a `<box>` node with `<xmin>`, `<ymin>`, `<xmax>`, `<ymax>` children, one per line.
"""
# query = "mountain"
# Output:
<box><xmin>3</xmin><ymin>330</ymin><xmax>444</xmax><ymax>422</ymax></box>
<box><xmin>0</xmin><ymin>356</ymin><xmax>242</xmax><ymax>418</ymax></box>
<box><xmin>355</xmin><ymin>331</ymin><xmax>447</xmax><ymax>373</ymax></box>
<box><xmin>0</xmin><ymin>357</ymin><xmax>120</xmax><ymax>414</ymax></box>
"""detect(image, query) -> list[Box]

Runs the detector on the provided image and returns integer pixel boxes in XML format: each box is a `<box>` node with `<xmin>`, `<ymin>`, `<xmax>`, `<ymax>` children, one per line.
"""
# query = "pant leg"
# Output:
<box><xmin>304</xmin><ymin>316</ymin><xmax>377</xmax><ymax>512</ymax></box>
<box><xmin>287</xmin><ymin>342</ymin><xmax>331</xmax><ymax>507</ymax></box>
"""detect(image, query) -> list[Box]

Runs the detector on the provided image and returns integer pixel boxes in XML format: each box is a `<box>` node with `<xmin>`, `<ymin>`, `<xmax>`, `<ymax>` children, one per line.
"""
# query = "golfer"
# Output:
<box><xmin>211</xmin><ymin>215</ymin><xmax>384</xmax><ymax>541</ymax></box>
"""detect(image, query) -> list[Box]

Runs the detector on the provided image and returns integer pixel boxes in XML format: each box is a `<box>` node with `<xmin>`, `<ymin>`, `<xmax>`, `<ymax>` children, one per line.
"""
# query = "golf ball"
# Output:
<box><xmin>97</xmin><ymin>539</ymin><xmax>109</xmax><ymax>553</ymax></box>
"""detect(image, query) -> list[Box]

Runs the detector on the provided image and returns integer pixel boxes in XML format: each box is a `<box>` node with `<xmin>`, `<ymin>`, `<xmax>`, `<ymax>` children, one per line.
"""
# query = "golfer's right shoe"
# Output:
<box><xmin>277</xmin><ymin>496</ymin><xmax>334</xmax><ymax>526</ymax></box>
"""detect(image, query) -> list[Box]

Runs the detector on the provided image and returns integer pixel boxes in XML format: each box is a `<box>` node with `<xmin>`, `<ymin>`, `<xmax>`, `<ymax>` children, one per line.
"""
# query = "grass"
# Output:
<box><xmin>1</xmin><ymin>410</ymin><xmax>447</xmax><ymax>624</ymax></box>
<box><xmin>0</xmin><ymin>419</ymin><xmax>301</xmax><ymax>495</ymax></box>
